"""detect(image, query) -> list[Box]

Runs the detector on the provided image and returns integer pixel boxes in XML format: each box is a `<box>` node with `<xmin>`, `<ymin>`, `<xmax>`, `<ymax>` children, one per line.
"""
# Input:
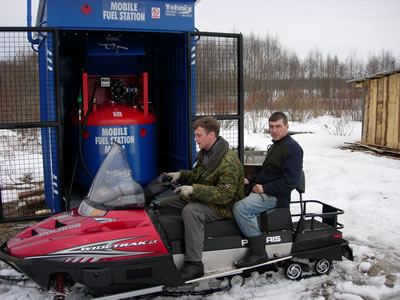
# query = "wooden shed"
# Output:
<box><xmin>348</xmin><ymin>68</ymin><xmax>400</xmax><ymax>152</ymax></box>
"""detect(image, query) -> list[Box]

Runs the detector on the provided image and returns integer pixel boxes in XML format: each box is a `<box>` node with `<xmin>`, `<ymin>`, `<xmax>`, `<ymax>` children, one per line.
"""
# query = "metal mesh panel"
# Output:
<box><xmin>193</xmin><ymin>35</ymin><xmax>239</xmax><ymax>116</ymax></box>
<box><xmin>0</xmin><ymin>29</ymin><xmax>61</xmax><ymax>222</ymax></box>
<box><xmin>0</xmin><ymin>31</ymin><xmax>41</xmax><ymax>124</ymax></box>
<box><xmin>220</xmin><ymin>119</ymin><xmax>239</xmax><ymax>150</ymax></box>
<box><xmin>193</xmin><ymin>119</ymin><xmax>239</xmax><ymax>153</ymax></box>
<box><xmin>189</xmin><ymin>32</ymin><xmax>243</xmax><ymax>164</ymax></box>
<box><xmin>0</xmin><ymin>128</ymin><xmax>47</xmax><ymax>218</ymax></box>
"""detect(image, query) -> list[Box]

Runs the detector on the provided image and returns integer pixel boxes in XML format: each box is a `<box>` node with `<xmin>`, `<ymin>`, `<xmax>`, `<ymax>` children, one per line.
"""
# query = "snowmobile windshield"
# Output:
<box><xmin>78</xmin><ymin>143</ymin><xmax>145</xmax><ymax>217</ymax></box>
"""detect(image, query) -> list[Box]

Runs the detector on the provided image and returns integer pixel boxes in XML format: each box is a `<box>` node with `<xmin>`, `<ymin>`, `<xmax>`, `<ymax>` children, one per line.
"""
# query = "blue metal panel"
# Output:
<box><xmin>190</xmin><ymin>35</ymin><xmax>197</xmax><ymax>164</ymax></box>
<box><xmin>87</xmin><ymin>35</ymin><xmax>145</xmax><ymax>56</ymax></box>
<box><xmin>44</xmin><ymin>0</ymin><xmax>194</xmax><ymax>31</ymax></box>
<box><xmin>155</xmin><ymin>33</ymin><xmax>189</xmax><ymax>172</ymax></box>
<box><xmin>39</xmin><ymin>33</ymin><xmax>62</xmax><ymax>213</ymax></box>
<box><xmin>86</xmin><ymin>35</ymin><xmax>144</xmax><ymax>75</ymax></box>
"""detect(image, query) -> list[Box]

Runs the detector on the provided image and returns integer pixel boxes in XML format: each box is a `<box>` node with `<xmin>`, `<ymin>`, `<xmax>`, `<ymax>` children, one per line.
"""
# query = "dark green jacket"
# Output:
<box><xmin>179</xmin><ymin>137</ymin><xmax>245</xmax><ymax>218</ymax></box>
<box><xmin>248</xmin><ymin>135</ymin><xmax>303</xmax><ymax>208</ymax></box>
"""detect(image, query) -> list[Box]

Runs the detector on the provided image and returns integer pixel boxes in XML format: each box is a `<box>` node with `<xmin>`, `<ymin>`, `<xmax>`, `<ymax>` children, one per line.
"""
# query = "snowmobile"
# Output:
<box><xmin>0</xmin><ymin>143</ymin><xmax>353</xmax><ymax>299</ymax></box>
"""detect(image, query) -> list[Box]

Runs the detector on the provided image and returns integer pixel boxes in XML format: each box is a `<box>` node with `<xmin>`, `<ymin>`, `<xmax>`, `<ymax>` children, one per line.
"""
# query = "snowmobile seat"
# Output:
<box><xmin>158</xmin><ymin>206</ymin><xmax>241</xmax><ymax>241</ymax></box>
<box><xmin>259</xmin><ymin>171</ymin><xmax>305</xmax><ymax>233</ymax></box>
<box><xmin>260</xmin><ymin>208</ymin><xmax>292</xmax><ymax>232</ymax></box>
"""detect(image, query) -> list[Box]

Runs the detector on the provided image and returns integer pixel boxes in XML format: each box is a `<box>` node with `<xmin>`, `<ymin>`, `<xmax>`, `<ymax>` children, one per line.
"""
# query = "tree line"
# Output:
<box><xmin>241</xmin><ymin>33</ymin><xmax>399</xmax><ymax>129</ymax></box>
<box><xmin>194</xmin><ymin>32</ymin><xmax>399</xmax><ymax>132</ymax></box>
<box><xmin>243</xmin><ymin>33</ymin><xmax>399</xmax><ymax>99</ymax></box>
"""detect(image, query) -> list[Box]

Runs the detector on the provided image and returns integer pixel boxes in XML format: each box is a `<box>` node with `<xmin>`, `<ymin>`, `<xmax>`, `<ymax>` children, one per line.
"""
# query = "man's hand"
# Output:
<box><xmin>244</xmin><ymin>178</ymin><xmax>249</xmax><ymax>185</ymax></box>
<box><xmin>166</xmin><ymin>172</ymin><xmax>180</xmax><ymax>182</ymax></box>
<box><xmin>252</xmin><ymin>184</ymin><xmax>264</xmax><ymax>194</ymax></box>
<box><xmin>174</xmin><ymin>185</ymin><xmax>193</xmax><ymax>197</ymax></box>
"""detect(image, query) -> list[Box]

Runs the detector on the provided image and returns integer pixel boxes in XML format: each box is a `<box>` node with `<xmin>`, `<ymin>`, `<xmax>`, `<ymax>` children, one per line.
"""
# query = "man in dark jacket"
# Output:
<box><xmin>162</xmin><ymin>116</ymin><xmax>245</xmax><ymax>281</ymax></box>
<box><xmin>233</xmin><ymin>112</ymin><xmax>303</xmax><ymax>268</ymax></box>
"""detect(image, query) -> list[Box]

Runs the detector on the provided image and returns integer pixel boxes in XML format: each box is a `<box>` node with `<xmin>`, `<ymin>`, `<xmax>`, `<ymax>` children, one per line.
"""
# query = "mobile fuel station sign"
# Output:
<box><xmin>45</xmin><ymin>0</ymin><xmax>195</xmax><ymax>31</ymax></box>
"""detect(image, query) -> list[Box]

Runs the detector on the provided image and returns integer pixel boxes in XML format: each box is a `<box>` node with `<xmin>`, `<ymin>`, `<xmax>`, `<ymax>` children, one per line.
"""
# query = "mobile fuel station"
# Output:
<box><xmin>27</xmin><ymin>0</ymin><xmax>244</xmax><ymax>212</ymax></box>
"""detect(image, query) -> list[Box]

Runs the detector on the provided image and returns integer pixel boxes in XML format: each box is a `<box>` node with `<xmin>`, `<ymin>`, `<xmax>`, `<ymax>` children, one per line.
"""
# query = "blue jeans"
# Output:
<box><xmin>233</xmin><ymin>193</ymin><xmax>277</xmax><ymax>237</ymax></box>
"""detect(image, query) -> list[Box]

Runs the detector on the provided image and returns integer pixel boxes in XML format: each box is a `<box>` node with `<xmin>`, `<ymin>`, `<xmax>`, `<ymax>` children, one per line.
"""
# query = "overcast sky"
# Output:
<box><xmin>1</xmin><ymin>0</ymin><xmax>399</xmax><ymax>61</ymax></box>
<box><xmin>0</xmin><ymin>0</ymin><xmax>40</xmax><ymax>27</ymax></box>
<box><xmin>195</xmin><ymin>0</ymin><xmax>400</xmax><ymax>61</ymax></box>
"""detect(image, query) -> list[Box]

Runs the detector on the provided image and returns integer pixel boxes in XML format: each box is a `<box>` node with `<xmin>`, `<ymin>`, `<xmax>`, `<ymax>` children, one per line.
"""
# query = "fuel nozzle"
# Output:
<box><xmin>77</xmin><ymin>89</ymin><xmax>83</xmax><ymax>121</ymax></box>
<box><xmin>77</xmin><ymin>89</ymin><xmax>82</xmax><ymax>104</ymax></box>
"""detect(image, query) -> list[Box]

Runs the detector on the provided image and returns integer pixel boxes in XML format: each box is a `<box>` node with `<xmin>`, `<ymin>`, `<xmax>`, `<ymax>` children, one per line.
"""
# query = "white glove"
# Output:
<box><xmin>174</xmin><ymin>185</ymin><xmax>193</xmax><ymax>197</ymax></box>
<box><xmin>166</xmin><ymin>172</ymin><xmax>180</xmax><ymax>182</ymax></box>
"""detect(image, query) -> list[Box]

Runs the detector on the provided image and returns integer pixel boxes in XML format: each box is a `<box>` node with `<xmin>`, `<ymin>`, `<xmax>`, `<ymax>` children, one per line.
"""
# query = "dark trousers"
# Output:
<box><xmin>160</xmin><ymin>196</ymin><xmax>223</xmax><ymax>262</ymax></box>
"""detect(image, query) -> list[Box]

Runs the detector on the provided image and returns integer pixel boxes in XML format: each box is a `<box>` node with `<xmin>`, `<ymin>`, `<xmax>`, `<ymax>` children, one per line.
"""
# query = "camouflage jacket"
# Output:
<box><xmin>179</xmin><ymin>137</ymin><xmax>245</xmax><ymax>218</ymax></box>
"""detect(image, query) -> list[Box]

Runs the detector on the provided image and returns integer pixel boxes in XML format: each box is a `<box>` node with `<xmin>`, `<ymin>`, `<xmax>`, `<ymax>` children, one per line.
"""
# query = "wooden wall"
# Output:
<box><xmin>362</xmin><ymin>73</ymin><xmax>400</xmax><ymax>150</ymax></box>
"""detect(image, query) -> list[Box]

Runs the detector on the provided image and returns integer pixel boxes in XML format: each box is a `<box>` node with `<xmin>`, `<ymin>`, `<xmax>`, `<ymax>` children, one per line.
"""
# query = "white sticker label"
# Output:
<box><xmin>152</xmin><ymin>7</ymin><xmax>161</xmax><ymax>19</ymax></box>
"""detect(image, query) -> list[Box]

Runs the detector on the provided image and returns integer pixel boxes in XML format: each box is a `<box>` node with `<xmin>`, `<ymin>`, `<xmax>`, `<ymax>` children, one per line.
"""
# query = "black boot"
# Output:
<box><xmin>180</xmin><ymin>260</ymin><xmax>204</xmax><ymax>281</ymax></box>
<box><xmin>234</xmin><ymin>233</ymin><xmax>268</xmax><ymax>268</ymax></box>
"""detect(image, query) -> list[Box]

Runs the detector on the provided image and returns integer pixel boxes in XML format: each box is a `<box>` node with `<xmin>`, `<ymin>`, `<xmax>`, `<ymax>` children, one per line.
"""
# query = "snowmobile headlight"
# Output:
<box><xmin>78</xmin><ymin>200</ymin><xmax>107</xmax><ymax>217</ymax></box>
<box><xmin>90</xmin><ymin>208</ymin><xmax>107</xmax><ymax>217</ymax></box>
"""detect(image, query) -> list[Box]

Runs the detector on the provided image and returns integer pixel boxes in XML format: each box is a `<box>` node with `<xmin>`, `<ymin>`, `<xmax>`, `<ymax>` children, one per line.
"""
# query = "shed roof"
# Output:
<box><xmin>347</xmin><ymin>67</ymin><xmax>400</xmax><ymax>83</ymax></box>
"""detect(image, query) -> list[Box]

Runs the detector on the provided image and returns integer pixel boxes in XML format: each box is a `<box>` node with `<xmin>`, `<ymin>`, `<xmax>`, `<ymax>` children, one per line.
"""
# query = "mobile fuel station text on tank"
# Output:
<box><xmin>95</xmin><ymin>127</ymin><xmax>135</xmax><ymax>153</ymax></box>
<box><xmin>103</xmin><ymin>2</ymin><xmax>146</xmax><ymax>21</ymax></box>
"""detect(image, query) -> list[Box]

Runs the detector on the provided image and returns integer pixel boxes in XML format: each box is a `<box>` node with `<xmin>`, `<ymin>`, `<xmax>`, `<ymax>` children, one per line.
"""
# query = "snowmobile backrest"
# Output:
<box><xmin>295</xmin><ymin>170</ymin><xmax>306</xmax><ymax>232</ymax></box>
<box><xmin>296</xmin><ymin>170</ymin><xmax>305</xmax><ymax>194</ymax></box>
<box><xmin>260</xmin><ymin>208</ymin><xmax>293</xmax><ymax>232</ymax></box>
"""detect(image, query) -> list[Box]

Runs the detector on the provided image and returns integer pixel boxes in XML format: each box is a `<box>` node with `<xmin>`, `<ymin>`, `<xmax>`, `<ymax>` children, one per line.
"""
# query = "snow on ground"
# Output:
<box><xmin>1</xmin><ymin>116</ymin><xmax>400</xmax><ymax>299</ymax></box>
<box><xmin>0</xmin><ymin>129</ymin><xmax>44</xmax><ymax>202</ymax></box>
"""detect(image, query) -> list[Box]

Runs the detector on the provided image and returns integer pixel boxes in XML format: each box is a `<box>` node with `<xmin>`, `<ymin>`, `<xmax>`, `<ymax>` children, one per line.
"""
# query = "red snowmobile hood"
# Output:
<box><xmin>6</xmin><ymin>208</ymin><xmax>168</xmax><ymax>261</ymax></box>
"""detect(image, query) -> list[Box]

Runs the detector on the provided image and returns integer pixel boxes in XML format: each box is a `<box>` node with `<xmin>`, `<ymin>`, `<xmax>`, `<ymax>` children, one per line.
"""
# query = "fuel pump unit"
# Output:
<box><xmin>74</xmin><ymin>72</ymin><xmax>157</xmax><ymax>188</ymax></box>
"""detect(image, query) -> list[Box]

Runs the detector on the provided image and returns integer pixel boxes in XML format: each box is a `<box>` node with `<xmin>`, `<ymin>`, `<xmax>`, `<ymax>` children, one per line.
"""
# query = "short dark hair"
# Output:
<box><xmin>269</xmin><ymin>112</ymin><xmax>288</xmax><ymax>125</ymax></box>
<box><xmin>192</xmin><ymin>116</ymin><xmax>220</xmax><ymax>137</ymax></box>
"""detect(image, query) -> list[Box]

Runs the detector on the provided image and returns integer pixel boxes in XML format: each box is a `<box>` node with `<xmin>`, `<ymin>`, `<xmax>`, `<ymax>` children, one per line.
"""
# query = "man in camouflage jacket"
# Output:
<box><xmin>163</xmin><ymin>116</ymin><xmax>245</xmax><ymax>281</ymax></box>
